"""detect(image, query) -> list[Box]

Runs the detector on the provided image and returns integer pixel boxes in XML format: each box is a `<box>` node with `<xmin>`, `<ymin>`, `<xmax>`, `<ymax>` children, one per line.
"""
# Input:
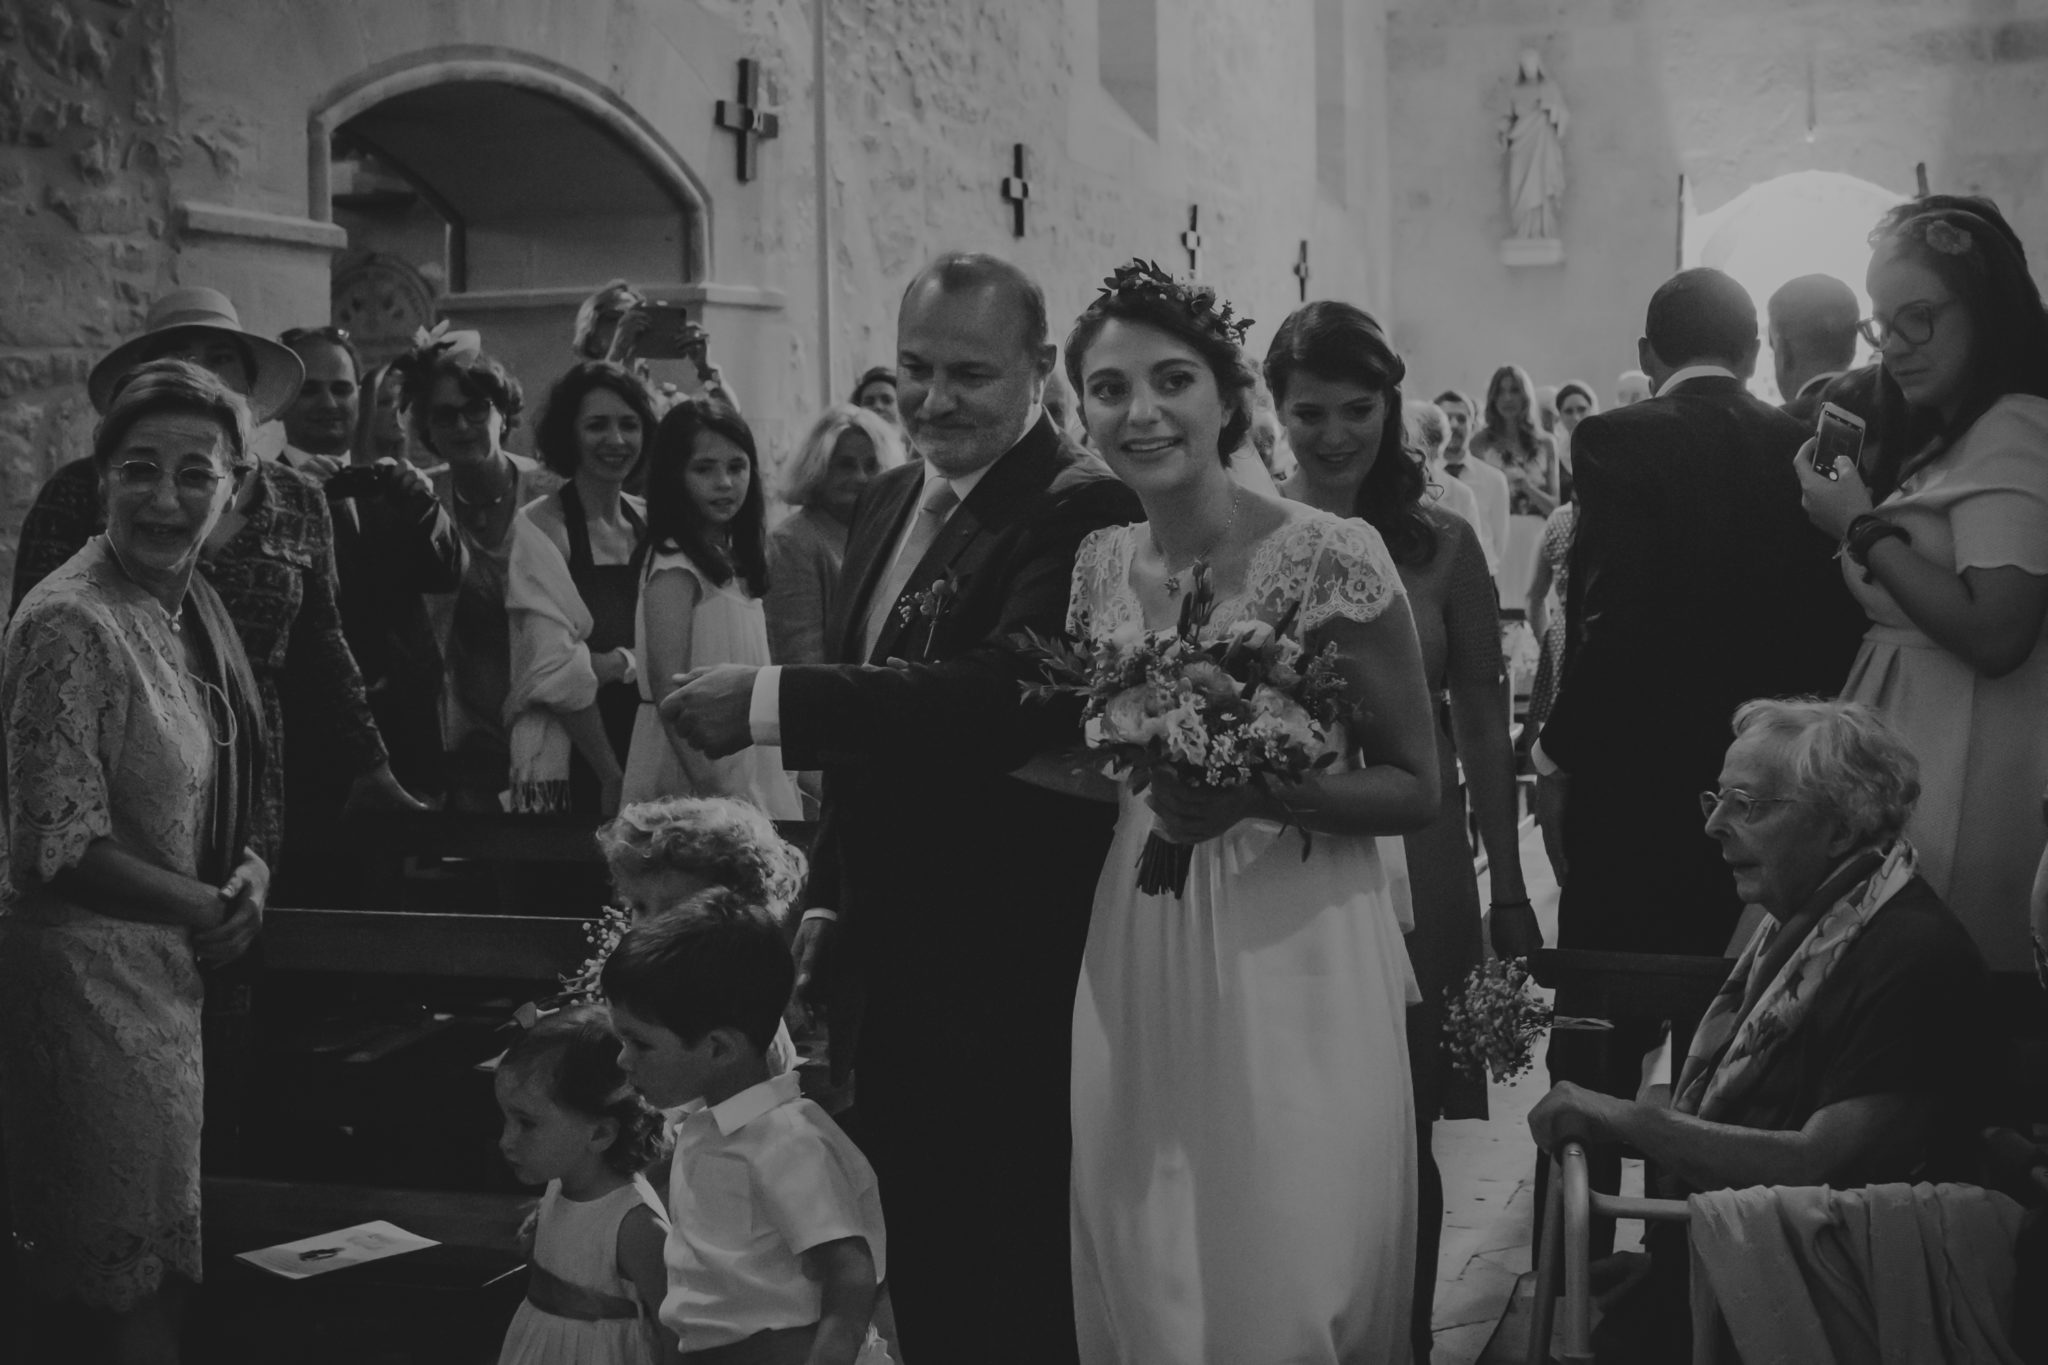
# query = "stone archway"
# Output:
<box><xmin>1686</xmin><ymin>170</ymin><xmax>1909</xmax><ymax>401</ymax></box>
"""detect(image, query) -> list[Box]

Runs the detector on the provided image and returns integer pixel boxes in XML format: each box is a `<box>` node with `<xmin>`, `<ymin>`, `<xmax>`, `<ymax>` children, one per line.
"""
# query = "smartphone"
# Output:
<box><xmin>626</xmin><ymin>301</ymin><xmax>703</xmax><ymax>360</ymax></box>
<box><xmin>1812</xmin><ymin>401</ymin><xmax>1865</xmax><ymax>481</ymax></box>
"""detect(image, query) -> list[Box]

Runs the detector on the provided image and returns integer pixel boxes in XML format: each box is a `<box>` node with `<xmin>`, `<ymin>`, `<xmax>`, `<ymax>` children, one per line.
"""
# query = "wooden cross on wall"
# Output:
<box><xmin>1181</xmin><ymin>205</ymin><xmax>1203</xmax><ymax>274</ymax></box>
<box><xmin>715</xmin><ymin>59</ymin><xmax>781</xmax><ymax>183</ymax></box>
<box><xmin>1293</xmin><ymin>240</ymin><xmax>1312</xmax><ymax>301</ymax></box>
<box><xmin>1001</xmin><ymin>144</ymin><xmax>1032</xmax><ymax>238</ymax></box>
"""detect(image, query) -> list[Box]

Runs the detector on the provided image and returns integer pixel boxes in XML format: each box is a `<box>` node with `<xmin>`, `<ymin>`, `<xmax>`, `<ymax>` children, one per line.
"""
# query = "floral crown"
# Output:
<box><xmin>1095</xmin><ymin>259</ymin><xmax>1253</xmax><ymax>346</ymax></box>
<box><xmin>1871</xmin><ymin>212</ymin><xmax>1975</xmax><ymax>260</ymax></box>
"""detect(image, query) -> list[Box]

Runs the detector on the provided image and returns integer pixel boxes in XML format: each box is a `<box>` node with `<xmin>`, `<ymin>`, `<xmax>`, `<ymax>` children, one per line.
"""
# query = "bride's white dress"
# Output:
<box><xmin>1066</xmin><ymin>508</ymin><xmax>1420</xmax><ymax>1365</ymax></box>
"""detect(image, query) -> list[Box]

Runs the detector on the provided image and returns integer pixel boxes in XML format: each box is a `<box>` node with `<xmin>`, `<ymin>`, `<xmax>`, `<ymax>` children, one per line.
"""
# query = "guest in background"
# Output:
<box><xmin>1794</xmin><ymin>199</ymin><xmax>2048</xmax><ymax>974</ymax></box>
<box><xmin>1534</xmin><ymin>268</ymin><xmax>1868</xmax><ymax>1247</ymax></box>
<box><xmin>1471</xmin><ymin>363</ymin><xmax>1560</xmax><ymax>518</ymax></box>
<box><xmin>575</xmin><ymin>278</ymin><xmax>741</xmax><ymax>414</ymax></box>
<box><xmin>1615</xmin><ymin>369</ymin><xmax>1653</xmax><ymax>407</ymax></box>
<box><xmin>1531</xmin><ymin>699</ymin><xmax>1993</xmax><ymax>1365</ymax></box>
<box><xmin>1434</xmin><ymin>388</ymin><xmax>1510</xmax><ymax>577</ymax></box>
<box><xmin>1407</xmin><ymin>400</ymin><xmax>1494</xmax><ymax>577</ymax></box>
<box><xmin>1523</xmin><ymin>487</ymin><xmax>1579</xmax><ymax>753</ymax></box>
<box><xmin>1272</xmin><ymin>301</ymin><xmax>1532</xmax><ymax>1363</ymax></box>
<box><xmin>1535</xmin><ymin>383</ymin><xmax>1561</xmax><ymax>440</ymax></box>
<box><xmin>356</xmin><ymin>359</ymin><xmax>420</xmax><ymax>468</ymax></box>
<box><xmin>1043</xmin><ymin>368</ymin><xmax>1079</xmax><ymax>442</ymax></box>
<box><xmin>274</xmin><ymin>326</ymin><xmax>461</xmax><ymax>900</ymax></box>
<box><xmin>1553</xmin><ymin>378</ymin><xmax>1596</xmax><ymax>500</ymax></box>
<box><xmin>621</xmin><ymin>398</ymin><xmax>800</xmax><ymax>817</ymax></box>
<box><xmin>1769</xmin><ymin>273</ymin><xmax>1860</xmax><ymax>424</ymax></box>
<box><xmin>0</xmin><ymin>361</ymin><xmax>267</xmax><ymax>1362</ymax></box>
<box><xmin>407</xmin><ymin>338</ymin><xmax>561</xmax><ymax>811</ymax></box>
<box><xmin>505</xmin><ymin>361</ymin><xmax>659</xmax><ymax>816</ymax></box>
<box><xmin>766</xmin><ymin>404</ymin><xmax>906</xmax><ymax>667</ymax></box>
<box><xmin>851</xmin><ymin>365</ymin><xmax>901</xmax><ymax>429</ymax></box>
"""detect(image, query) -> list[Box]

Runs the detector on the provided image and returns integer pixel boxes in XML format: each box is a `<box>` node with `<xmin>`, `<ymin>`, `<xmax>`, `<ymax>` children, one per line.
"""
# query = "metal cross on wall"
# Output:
<box><xmin>1293</xmin><ymin>240</ymin><xmax>1311</xmax><ymax>301</ymax></box>
<box><xmin>1001</xmin><ymin>144</ymin><xmax>1032</xmax><ymax>238</ymax></box>
<box><xmin>1181</xmin><ymin>205</ymin><xmax>1203</xmax><ymax>274</ymax></box>
<box><xmin>715</xmin><ymin>58</ymin><xmax>781</xmax><ymax>183</ymax></box>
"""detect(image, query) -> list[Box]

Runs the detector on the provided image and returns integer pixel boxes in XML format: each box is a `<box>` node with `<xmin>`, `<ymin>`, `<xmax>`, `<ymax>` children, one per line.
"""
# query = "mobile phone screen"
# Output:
<box><xmin>1812</xmin><ymin>404</ymin><xmax>1864</xmax><ymax>481</ymax></box>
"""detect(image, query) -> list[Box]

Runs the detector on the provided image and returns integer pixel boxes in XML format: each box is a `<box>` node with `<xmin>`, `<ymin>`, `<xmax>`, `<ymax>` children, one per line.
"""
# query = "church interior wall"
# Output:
<box><xmin>1388</xmin><ymin>0</ymin><xmax>2048</xmax><ymax>410</ymax></box>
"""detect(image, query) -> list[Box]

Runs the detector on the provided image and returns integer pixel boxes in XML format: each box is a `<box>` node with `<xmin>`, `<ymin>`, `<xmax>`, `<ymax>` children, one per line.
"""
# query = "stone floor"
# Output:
<box><xmin>1424</xmin><ymin>820</ymin><xmax>1643</xmax><ymax>1365</ymax></box>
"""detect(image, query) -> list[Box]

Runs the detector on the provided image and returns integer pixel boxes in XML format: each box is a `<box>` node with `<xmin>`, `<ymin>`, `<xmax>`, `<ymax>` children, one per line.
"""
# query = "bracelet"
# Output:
<box><xmin>799</xmin><ymin>908</ymin><xmax>840</xmax><ymax>925</ymax></box>
<box><xmin>1842</xmin><ymin>514</ymin><xmax>1911</xmax><ymax>581</ymax></box>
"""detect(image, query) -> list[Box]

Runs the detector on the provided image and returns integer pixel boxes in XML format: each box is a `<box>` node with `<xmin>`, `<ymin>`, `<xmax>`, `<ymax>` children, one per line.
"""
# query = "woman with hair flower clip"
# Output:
<box><xmin>1794</xmin><ymin>196</ymin><xmax>2048</xmax><ymax>974</ymax></box>
<box><xmin>1055</xmin><ymin>261</ymin><xmax>1439</xmax><ymax>1362</ymax></box>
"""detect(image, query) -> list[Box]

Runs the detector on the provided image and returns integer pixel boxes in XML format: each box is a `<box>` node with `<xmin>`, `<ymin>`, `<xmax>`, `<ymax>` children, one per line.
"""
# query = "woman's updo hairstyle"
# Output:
<box><xmin>95</xmin><ymin>359</ymin><xmax>254</xmax><ymax>473</ymax></box>
<box><xmin>497</xmin><ymin>1004</ymin><xmax>662</xmax><ymax>1177</ymax></box>
<box><xmin>1064</xmin><ymin>259</ymin><xmax>1259</xmax><ymax>461</ymax></box>
<box><xmin>1264</xmin><ymin>301</ymin><xmax>1435</xmax><ymax>568</ymax></box>
<box><xmin>1866</xmin><ymin>195</ymin><xmax>2048</xmax><ymax>462</ymax></box>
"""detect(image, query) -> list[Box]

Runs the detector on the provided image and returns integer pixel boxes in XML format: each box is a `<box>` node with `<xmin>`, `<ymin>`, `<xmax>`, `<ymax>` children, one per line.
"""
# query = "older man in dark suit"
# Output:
<box><xmin>1531</xmin><ymin>268</ymin><xmax>1868</xmax><ymax>1243</ymax></box>
<box><xmin>1768</xmin><ymin>273</ymin><xmax>1861</xmax><ymax>426</ymax></box>
<box><xmin>663</xmin><ymin>253</ymin><xmax>1140</xmax><ymax>1365</ymax></box>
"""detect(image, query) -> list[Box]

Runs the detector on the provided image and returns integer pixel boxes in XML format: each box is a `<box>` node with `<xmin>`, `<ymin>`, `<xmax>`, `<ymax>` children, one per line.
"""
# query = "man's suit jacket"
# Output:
<box><xmin>1540</xmin><ymin>377</ymin><xmax>1866</xmax><ymax>954</ymax></box>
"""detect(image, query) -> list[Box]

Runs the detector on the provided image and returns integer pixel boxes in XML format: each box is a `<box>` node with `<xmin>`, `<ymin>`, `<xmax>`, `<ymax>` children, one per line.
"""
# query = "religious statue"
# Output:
<box><xmin>1498</xmin><ymin>49</ymin><xmax>1569</xmax><ymax>242</ymax></box>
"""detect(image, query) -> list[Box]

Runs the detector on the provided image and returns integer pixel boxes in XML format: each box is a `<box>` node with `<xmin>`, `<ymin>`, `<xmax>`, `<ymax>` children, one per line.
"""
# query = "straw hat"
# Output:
<box><xmin>87</xmin><ymin>287</ymin><xmax>305</xmax><ymax>421</ymax></box>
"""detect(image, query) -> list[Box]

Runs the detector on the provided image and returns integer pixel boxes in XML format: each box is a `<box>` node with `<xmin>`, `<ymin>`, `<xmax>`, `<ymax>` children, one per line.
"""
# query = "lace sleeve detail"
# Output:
<box><xmin>1066</xmin><ymin>524</ymin><xmax>1127</xmax><ymax>640</ymax></box>
<box><xmin>1299</xmin><ymin>516</ymin><xmax>1403</xmax><ymax>632</ymax></box>
<box><xmin>2</xmin><ymin>604</ymin><xmax>123</xmax><ymax>894</ymax></box>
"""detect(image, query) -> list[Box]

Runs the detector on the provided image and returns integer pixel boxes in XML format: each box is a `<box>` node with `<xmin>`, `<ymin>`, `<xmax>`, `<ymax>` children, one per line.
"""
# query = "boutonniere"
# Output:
<box><xmin>897</xmin><ymin>568</ymin><xmax>968</xmax><ymax>653</ymax></box>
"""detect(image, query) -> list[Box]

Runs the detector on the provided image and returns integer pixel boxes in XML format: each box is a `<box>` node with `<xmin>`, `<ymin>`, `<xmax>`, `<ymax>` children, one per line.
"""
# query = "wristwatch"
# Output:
<box><xmin>1842</xmin><ymin>514</ymin><xmax>1911</xmax><ymax>579</ymax></box>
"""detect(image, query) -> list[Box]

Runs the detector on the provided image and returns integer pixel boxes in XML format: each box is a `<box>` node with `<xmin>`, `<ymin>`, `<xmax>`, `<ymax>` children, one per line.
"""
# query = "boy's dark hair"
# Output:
<box><xmin>600</xmin><ymin>889</ymin><xmax>793</xmax><ymax>1055</ymax></box>
<box><xmin>498</xmin><ymin>1004</ymin><xmax>663</xmax><ymax>1176</ymax></box>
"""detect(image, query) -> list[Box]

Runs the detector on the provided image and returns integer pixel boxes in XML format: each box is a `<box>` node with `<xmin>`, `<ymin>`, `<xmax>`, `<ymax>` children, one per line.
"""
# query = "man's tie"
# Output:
<box><xmin>862</xmin><ymin>480</ymin><xmax>960</xmax><ymax>661</ymax></box>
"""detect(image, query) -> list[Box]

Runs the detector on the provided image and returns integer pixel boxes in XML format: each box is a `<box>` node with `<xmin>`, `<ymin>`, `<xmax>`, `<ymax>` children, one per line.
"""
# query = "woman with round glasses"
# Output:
<box><xmin>1794</xmin><ymin>196</ymin><xmax>2048</xmax><ymax>973</ymax></box>
<box><xmin>402</xmin><ymin>341</ymin><xmax>562</xmax><ymax>810</ymax></box>
<box><xmin>0</xmin><ymin>361</ymin><xmax>269</xmax><ymax>1358</ymax></box>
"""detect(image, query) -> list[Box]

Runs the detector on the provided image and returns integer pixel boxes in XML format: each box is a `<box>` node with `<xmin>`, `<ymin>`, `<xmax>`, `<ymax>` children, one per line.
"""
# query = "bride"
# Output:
<box><xmin>1051</xmin><ymin>263</ymin><xmax>1440</xmax><ymax>1363</ymax></box>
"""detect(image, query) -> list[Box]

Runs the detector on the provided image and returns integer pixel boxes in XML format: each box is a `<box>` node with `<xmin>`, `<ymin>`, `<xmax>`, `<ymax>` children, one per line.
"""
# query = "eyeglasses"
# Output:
<box><xmin>1698</xmin><ymin>788</ymin><xmax>1816</xmax><ymax>823</ymax></box>
<box><xmin>113</xmin><ymin>461</ymin><xmax>230</xmax><ymax>496</ymax></box>
<box><xmin>1858</xmin><ymin>299</ymin><xmax>1957</xmax><ymax>349</ymax></box>
<box><xmin>279</xmin><ymin>325</ymin><xmax>351</xmax><ymax>346</ymax></box>
<box><xmin>427</xmin><ymin>399</ymin><xmax>496</xmax><ymax>429</ymax></box>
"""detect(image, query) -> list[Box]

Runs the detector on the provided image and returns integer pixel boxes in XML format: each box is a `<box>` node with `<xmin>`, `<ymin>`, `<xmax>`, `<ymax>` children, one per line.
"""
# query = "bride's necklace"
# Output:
<box><xmin>102</xmin><ymin>534</ymin><xmax>181</xmax><ymax>634</ymax></box>
<box><xmin>1154</xmin><ymin>486</ymin><xmax>1239</xmax><ymax>596</ymax></box>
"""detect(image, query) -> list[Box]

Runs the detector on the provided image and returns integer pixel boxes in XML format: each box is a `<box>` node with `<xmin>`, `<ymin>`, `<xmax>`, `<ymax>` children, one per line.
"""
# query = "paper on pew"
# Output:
<box><xmin>236</xmin><ymin>1220</ymin><xmax>438</xmax><ymax>1279</ymax></box>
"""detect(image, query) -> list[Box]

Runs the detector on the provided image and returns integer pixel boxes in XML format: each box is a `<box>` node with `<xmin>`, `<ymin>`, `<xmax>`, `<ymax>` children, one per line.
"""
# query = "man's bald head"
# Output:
<box><xmin>899</xmin><ymin>252</ymin><xmax>1050</xmax><ymax>358</ymax></box>
<box><xmin>1768</xmin><ymin>274</ymin><xmax>1860</xmax><ymax>400</ymax></box>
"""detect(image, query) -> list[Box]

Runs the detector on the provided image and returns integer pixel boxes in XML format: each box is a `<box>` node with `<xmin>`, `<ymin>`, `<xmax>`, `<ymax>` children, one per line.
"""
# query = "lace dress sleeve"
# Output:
<box><xmin>2</xmin><ymin>603</ymin><xmax>124</xmax><ymax>894</ymax></box>
<box><xmin>1065</xmin><ymin>524</ymin><xmax>1125</xmax><ymax>639</ymax></box>
<box><xmin>1300</xmin><ymin>516</ymin><xmax>1403</xmax><ymax>632</ymax></box>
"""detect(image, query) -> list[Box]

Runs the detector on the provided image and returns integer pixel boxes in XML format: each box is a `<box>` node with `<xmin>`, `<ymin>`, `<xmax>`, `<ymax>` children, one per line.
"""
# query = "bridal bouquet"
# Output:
<box><xmin>1016</xmin><ymin>565</ymin><xmax>1350</xmax><ymax>897</ymax></box>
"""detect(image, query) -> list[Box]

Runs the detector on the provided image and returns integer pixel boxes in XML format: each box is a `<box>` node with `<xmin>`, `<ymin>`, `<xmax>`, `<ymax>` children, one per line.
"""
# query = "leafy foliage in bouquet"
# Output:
<box><xmin>1443</xmin><ymin>956</ymin><xmax>1555</xmax><ymax>1084</ymax></box>
<box><xmin>1013</xmin><ymin>563</ymin><xmax>1352</xmax><ymax>894</ymax></box>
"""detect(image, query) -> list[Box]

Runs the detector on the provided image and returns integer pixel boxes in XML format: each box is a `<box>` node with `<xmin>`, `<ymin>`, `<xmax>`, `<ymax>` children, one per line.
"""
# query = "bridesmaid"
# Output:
<box><xmin>1272</xmin><ymin>301</ymin><xmax>1533</xmax><ymax>1363</ymax></box>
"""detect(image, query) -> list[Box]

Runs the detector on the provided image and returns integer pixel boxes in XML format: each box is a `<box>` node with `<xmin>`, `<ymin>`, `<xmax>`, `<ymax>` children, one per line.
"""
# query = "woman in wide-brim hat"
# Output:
<box><xmin>85</xmin><ymin>286</ymin><xmax>305</xmax><ymax>422</ymax></box>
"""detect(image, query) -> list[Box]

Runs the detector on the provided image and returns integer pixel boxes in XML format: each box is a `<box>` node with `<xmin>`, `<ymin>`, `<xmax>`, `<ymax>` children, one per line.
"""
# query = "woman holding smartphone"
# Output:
<box><xmin>1795</xmin><ymin>196</ymin><xmax>2048</xmax><ymax>974</ymax></box>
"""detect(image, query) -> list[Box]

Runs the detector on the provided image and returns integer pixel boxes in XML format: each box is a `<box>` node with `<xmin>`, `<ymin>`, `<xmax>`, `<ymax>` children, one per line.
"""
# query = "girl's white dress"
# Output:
<box><xmin>621</xmin><ymin>549</ymin><xmax>802</xmax><ymax>816</ymax></box>
<box><xmin>498</xmin><ymin>1176</ymin><xmax>670</xmax><ymax>1365</ymax></box>
<box><xmin>1065</xmin><ymin>509</ymin><xmax>1421</xmax><ymax>1365</ymax></box>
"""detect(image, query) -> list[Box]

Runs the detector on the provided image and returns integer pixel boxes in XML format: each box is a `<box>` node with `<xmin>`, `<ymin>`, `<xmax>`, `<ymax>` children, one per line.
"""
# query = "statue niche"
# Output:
<box><xmin>1496</xmin><ymin>48</ymin><xmax>1569</xmax><ymax>266</ymax></box>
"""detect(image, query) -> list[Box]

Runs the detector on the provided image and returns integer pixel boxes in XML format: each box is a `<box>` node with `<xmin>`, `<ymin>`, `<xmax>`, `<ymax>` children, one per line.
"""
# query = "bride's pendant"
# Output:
<box><xmin>1162</xmin><ymin>558</ymin><xmax>1206</xmax><ymax>597</ymax></box>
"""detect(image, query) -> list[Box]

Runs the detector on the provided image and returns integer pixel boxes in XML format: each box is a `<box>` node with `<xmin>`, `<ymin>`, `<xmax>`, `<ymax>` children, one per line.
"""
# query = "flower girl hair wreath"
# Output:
<box><xmin>1063</xmin><ymin>259</ymin><xmax>1261</xmax><ymax>462</ymax></box>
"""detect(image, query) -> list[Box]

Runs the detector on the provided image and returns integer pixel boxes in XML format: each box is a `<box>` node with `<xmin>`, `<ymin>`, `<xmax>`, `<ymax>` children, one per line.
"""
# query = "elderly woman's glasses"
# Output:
<box><xmin>1858</xmin><ymin>299</ymin><xmax>1957</xmax><ymax>349</ymax></box>
<box><xmin>114</xmin><ymin>461</ymin><xmax>228</xmax><ymax>496</ymax></box>
<box><xmin>1698</xmin><ymin>788</ymin><xmax>1815</xmax><ymax>823</ymax></box>
<box><xmin>427</xmin><ymin>398</ymin><xmax>495</xmax><ymax>429</ymax></box>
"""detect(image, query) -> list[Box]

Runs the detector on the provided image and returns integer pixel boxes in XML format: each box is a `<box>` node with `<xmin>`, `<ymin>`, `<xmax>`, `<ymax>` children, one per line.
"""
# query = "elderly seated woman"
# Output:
<box><xmin>1529</xmin><ymin>697</ymin><xmax>1996</xmax><ymax>1364</ymax></box>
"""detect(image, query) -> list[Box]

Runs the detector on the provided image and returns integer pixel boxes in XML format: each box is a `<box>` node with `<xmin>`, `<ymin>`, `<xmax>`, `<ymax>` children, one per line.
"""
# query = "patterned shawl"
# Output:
<box><xmin>1674</xmin><ymin>840</ymin><xmax>1918</xmax><ymax>1123</ymax></box>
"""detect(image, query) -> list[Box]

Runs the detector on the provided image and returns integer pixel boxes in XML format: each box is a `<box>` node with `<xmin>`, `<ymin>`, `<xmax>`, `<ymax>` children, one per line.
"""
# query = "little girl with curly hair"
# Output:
<box><xmin>495</xmin><ymin>1005</ymin><xmax>672</xmax><ymax>1365</ymax></box>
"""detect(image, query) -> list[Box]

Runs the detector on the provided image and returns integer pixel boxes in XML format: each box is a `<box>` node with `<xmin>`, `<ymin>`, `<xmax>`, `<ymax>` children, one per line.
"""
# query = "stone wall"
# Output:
<box><xmin>0</xmin><ymin>0</ymin><xmax>182</xmax><ymax>597</ymax></box>
<box><xmin>1388</xmin><ymin>0</ymin><xmax>2048</xmax><ymax>408</ymax></box>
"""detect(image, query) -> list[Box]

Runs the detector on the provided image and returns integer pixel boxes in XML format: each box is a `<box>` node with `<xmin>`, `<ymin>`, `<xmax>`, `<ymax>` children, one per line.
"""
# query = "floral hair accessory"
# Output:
<box><xmin>1096</xmin><ymin>259</ymin><xmax>1254</xmax><ymax>346</ymax></box>
<box><xmin>1923</xmin><ymin>219</ymin><xmax>1974</xmax><ymax>256</ymax></box>
<box><xmin>1871</xmin><ymin>214</ymin><xmax>1975</xmax><ymax>259</ymax></box>
<box><xmin>407</xmin><ymin>319</ymin><xmax>484</xmax><ymax>363</ymax></box>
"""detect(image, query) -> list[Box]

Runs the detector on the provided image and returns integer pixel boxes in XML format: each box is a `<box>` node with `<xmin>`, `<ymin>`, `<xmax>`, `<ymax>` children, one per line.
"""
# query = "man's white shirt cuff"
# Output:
<box><xmin>749</xmin><ymin>665</ymin><xmax>783</xmax><ymax>746</ymax></box>
<box><xmin>1531</xmin><ymin>738</ymin><xmax>1562</xmax><ymax>777</ymax></box>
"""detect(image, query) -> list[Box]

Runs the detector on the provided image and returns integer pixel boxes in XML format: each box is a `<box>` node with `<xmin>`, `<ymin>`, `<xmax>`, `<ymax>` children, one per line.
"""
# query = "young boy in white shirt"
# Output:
<box><xmin>604</xmin><ymin>893</ymin><xmax>887</xmax><ymax>1364</ymax></box>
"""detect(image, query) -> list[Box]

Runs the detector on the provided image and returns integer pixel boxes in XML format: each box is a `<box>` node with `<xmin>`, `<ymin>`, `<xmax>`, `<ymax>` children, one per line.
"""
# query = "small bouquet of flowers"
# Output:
<box><xmin>557</xmin><ymin>904</ymin><xmax>632</xmax><ymax>1008</ymax></box>
<box><xmin>1442</xmin><ymin>957</ymin><xmax>1555</xmax><ymax>1084</ymax></box>
<box><xmin>1015</xmin><ymin>565</ymin><xmax>1351</xmax><ymax>898</ymax></box>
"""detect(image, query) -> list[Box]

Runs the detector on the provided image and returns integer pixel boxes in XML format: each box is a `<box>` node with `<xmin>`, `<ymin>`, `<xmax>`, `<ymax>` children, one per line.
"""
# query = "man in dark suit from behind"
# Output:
<box><xmin>661</xmin><ymin>254</ymin><xmax>1141</xmax><ymax>1364</ymax></box>
<box><xmin>1531</xmin><ymin>268</ymin><xmax>1867</xmax><ymax>1241</ymax></box>
<box><xmin>1768</xmin><ymin>273</ymin><xmax>1861</xmax><ymax>427</ymax></box>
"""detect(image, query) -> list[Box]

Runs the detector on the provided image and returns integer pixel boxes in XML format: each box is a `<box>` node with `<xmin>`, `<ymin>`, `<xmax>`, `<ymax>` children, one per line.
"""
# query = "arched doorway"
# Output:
<box><xmin>1685</xmin><ymin>170</ymin><xmax>1908</xmax><ymax>401</ymax></box>
<box><xmin>311</xmin><ymin>52</ymin><xmax>711</xmax><ymax>421</ymax></box>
